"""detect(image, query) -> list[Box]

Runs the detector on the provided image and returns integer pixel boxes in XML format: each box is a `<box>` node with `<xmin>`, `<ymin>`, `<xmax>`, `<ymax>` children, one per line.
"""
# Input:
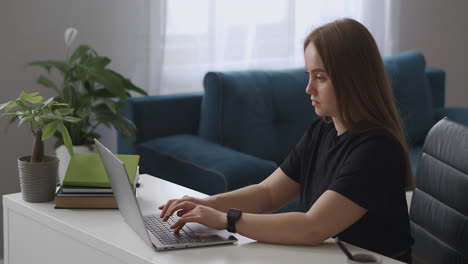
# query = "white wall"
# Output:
<box><xmin>0</xmin><ymin>0</ymin><xmax>150</xmax><ymax>258</ymax></box>
<box><xmin>399</xmin><ymin>0</ymin><xmax>468</xmax><ymax>107</ymax></box>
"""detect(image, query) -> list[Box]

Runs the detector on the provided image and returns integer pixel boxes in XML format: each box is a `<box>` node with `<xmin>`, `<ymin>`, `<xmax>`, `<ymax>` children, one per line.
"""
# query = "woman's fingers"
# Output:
<box><xmin>160</xmin><ymin>199</ymin><xmax>177</xmax><ymax>218</ymax></box>
<box><xmin>159</xmin><ymin>195</ymin><xmax>205</xmax><ymax>220</ymax></box>
<box><xmin>164</xmin><ymin>201</ymin><xmax>196</xmax><ymax>221</ymax></box>
<box><xmin>171</xmin><ymin>214</ymin><xmax>198</xmax><ymax>233</ymax></box>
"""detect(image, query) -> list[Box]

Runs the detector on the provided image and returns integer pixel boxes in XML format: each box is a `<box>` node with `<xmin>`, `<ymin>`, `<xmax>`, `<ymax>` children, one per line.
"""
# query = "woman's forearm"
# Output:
<box><xmin>206</xmin><ymin>184</ymin><xmax>273</xmax><ymax>214</ymax></box>
<box><xmin>235</xmin><ymin>212</ymin><xmax>324</xmax><ymax>246</ymax></box>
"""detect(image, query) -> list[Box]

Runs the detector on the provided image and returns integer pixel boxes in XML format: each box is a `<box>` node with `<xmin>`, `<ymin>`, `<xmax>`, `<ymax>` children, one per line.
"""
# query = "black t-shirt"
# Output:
<box><xmin>280</xmin><ymin>118</ymin><xmax>413</xmax><ymax>261</ymax></box>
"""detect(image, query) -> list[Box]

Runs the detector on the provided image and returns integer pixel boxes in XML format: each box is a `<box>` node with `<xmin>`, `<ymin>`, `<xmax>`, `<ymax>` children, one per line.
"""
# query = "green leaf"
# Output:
<box><xmin>53</xmin><ymin>109</ymin><xmax>63</xmax><ymax>118</ymax></box>
<box><xmin>60</xmin><ymin>122</ymin><xmax>74</xmax><ymax>156</ymax></box>
<box><xmin>19</xmin><ymin>92</ymin><xmax>44</xmax><ymax>104</ymax></box>
<box><xmin>51</xmin><ymin>102</ymin><xmax>69</xmax><ymax>106</ymax></box>
<box><xmin>113</xmin><ymin>116</ymin><xmax>137</xmax><ymax>139</ymax></box>
<box><xmin>63</xmin><ymin>116</ymin><xmax>80</xmax><ymax>123</ymax></box>
<box><xmin>121</xmin><ymin>77</ymin><xmax>148</xmax><ymax>96</ymax></box>
<box><xmin>5</xmin><ymin>101</ymin><xmax>18</xmax><ymax>112</ymax></box>
<box><xmin>91</xmin><ymin>70</ymin><xmax>128</xmax><ymax>99</ymax></box>
<box><xmin>55</xmin><ymin>108</ymin><xmax>74</xmax><ymax>116</ymax></box>
<box><xmin>93</xmin><ymin>88</ymin><xmax>114</xmax><ymax>98</ymax></box>
<box><xmin>102</xmin><ymin>99</ymin><xmax>117</xmax><ymax>114</ymax></box>
<box><xmin>16</xmin><ymin>100</ymin><xmax>33</xmax><ymax>110</ymax></box>
<box><xmin>42</xmin><ymin>120</ymin><xmax>60</xmax><ymax>141</ymax></box>
<box><xmin>0</xmin><ymin>101</ymin><xmax>13</xmax><ymax>111</ymax></box>
<box><xmin>43</xmin><ymin>97</ymin><xmax>55</xmax><ymax>106</ymax></box>
<box><xmin>89</xmin><ymin>56</ymin><xmax>111</xmax><ymax>69</ymax></box>
<box><xmin>29</xmin><ymin>61</ymin><xmax>70</xmax><ymax>74</ymax></box>
<box><xmin>69</xmin><ymin>45</ymin><xmax>91</xmax><ymax>64</ymax></box>
<box><xmin>33</xmin><ymin>116</ymin><xmax>42</xmax><ymax>125</ymax></box>
<box><xmin>18</xmin><ymin>116</ymin><xmax>33</xmax><ymax>127</ymax></box>
<box><xmin>37</xmin><ymin>75</ymin><xmax>59</xmax><ymax>93</ymax></box>
<box><xmin>29</xmin><ymin>61</ymin><xmax>52</xmax><ymax>72</ymax></box>
<box><xmin>42</xmin><ymin>112</ymin><xmax>59</xmax><ymax>120</ymax></box>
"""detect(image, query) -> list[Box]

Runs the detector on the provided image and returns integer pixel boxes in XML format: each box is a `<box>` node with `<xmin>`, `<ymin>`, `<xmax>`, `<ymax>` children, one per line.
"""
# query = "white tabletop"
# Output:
<box><xmin>3</xmin><ymin>174</ymin><xmax>403</xmax><ymax>264</ymax></box>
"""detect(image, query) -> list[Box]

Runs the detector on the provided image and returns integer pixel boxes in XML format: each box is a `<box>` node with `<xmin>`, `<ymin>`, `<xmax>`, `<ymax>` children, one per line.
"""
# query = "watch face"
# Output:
<box><xmin>228</xmin><ymin>208</ymin><xmax>242</xmax><ymax>220</ymax></box>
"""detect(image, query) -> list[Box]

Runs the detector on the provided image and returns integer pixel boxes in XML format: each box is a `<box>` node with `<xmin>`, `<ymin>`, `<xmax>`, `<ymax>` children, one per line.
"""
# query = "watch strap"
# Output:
<box><xmin>227</xmin><ymin>208</ymin><xmax>242</xmax><ymax>233</ymax></box>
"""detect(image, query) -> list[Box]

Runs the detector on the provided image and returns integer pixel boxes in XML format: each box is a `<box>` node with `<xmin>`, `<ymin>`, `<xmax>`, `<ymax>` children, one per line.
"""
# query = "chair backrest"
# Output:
<box><xmin>410</xmin><ymin>118</ymin><xmax>468</xmax><ymax>263</ymax></box>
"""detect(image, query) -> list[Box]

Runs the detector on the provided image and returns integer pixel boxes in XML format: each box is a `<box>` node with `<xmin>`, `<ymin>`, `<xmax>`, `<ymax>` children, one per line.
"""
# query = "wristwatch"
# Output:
<box><xmin>226</xmin><ymin>208</ymin><xmax>242</xmax><ymax>233</ymax></box>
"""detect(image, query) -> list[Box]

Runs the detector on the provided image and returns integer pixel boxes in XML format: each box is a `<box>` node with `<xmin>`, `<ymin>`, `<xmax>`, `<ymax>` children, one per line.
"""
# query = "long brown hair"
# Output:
<box><xmin>304</xmin><ymin>18</ymin><xmax>414</xmax><ymax>190</ymax></box>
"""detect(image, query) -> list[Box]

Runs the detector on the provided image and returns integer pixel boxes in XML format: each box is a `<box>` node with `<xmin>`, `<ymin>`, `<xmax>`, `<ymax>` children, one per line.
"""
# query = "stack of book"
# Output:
<box><xmin>55</xmin><ymin>153</ymin><xmax>140</xmax><ymax>209</ymax></box>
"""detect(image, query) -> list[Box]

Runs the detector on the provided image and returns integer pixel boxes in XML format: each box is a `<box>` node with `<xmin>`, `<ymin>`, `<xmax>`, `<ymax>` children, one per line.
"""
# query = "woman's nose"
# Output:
<box><xmin>305</xmin><ymin>83</ymin><xmax>316</xmax><ymax>95</ymax></box>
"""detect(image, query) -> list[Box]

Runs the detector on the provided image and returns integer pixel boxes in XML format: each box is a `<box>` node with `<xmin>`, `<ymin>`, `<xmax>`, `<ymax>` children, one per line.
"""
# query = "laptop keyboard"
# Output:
<box><xmin>144</xmin><ymin>215</ymin><xmax>204</xmax><ymax>245</ymax></box>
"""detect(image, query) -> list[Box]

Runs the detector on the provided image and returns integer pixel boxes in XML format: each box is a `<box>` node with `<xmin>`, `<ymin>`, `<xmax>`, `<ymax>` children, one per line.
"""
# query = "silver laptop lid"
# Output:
<box><xmin>94</xmin><ymin>139</ymin><xmax>152</xmax><ymax>247</ymax></box>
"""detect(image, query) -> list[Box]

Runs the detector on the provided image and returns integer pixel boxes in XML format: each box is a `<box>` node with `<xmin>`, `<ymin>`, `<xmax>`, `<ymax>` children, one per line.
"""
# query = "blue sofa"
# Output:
<box><xmin>118</xmin><ymin>51</ymin><xmax>468</xmax><ymax>210</ymax></box>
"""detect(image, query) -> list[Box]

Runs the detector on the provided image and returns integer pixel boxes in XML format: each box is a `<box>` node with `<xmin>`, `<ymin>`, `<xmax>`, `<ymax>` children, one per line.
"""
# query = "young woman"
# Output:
<box><xmin>159</xmin><ymin>18</ymin><xmax>414</xmax><ymax>263</ymax></box>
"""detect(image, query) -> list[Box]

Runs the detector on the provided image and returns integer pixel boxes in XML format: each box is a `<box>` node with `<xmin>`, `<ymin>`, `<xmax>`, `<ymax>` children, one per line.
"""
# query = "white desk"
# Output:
<box><xmin>3</xmin><ymin>174</ymin><xmax>403</xmax><ymax>264</ymax></box>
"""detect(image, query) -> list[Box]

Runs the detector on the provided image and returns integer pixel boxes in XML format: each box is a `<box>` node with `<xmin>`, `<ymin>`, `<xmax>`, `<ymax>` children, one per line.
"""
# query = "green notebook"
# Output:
<box><xmin>62</xmin><ymin>153</ymin><xmax>140</xmax><ymax>188</ymax></box>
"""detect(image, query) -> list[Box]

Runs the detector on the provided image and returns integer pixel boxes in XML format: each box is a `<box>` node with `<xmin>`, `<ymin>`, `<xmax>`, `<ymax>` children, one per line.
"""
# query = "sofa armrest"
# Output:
<box><xmin>118</xmin><ymin>93</ymin><xmax>203</xmax><ymax>154</ymax></box>
<box><xmin>425</xmin><ymin>67</ymin><xmax>446</xmax><ymax>109</ymax></box>
<box><xmin>434</xmin><ymin>107</ymin><xmax>468</xmax><ymax>126</ymax></box>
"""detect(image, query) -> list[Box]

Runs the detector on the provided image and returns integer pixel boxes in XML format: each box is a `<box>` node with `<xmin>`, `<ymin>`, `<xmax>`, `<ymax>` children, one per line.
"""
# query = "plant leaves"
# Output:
<box><xmin>43</xmin><ymin>96</ymin><xmax>55</xmax><ymax>106</ymax></box>
<box><xmin>112</xmin><ymin>116</ymin><xmax>137</xmax><ymax>139</ymax></box>
<box><xmin>63</xmin><ymin>116</ymin><xmax>80</xmax><ymax>123</ymax></box>
<box><xmin>42</xmin><ymin>120</ymin><xmax>60</xmax><ymax>141</ymax></box>
<box><xmin>18</xmin><ymin>116</ymin><xmax>33</xmax><ymax>127</ymax></box>
<box><xmin>37</xmin><ymin>75</ymin><xmax>59</xmax><ymax>93</ymax></box>
<box><xmin>16</xmin><ymin>99</ymin><xmax>34</xmax><ymax>110</ymax></box>
<box><xmin>19</xmin><ymin>92</ymin><xmax>44</xmax><ymax>104</ymax></box>
<box><xmin>0</xmin><ymin>101</ymin><xmax>13</xmax><ymax>111</ymax></box>
<box><xmin>120</xmin><ymin>76</ymin><xmax>148</xmax><ymax>96</ymax></box>
<box><xmin>91</xmin><ymin>69</ymin><xmax>128</xmax><ymax>99</ymax></box>
<box><xmin>42</xmin><ymin>112</ymin><xmax>59</xmax><ymax>120</ymax></box>
<box><xmin>101</xmin><ymin>98</ymin><xmax>117</xmax><ymax>114</ymax></box>
<box><xmin>93</xmin><ymin>88</ymin><xmax>114</xmax><ymax>98</ymax></box>
<box><xmin>29</xmin><ymin>60</ymin><xmax>70</xmax><ymax>74</ymax></box>
<box><xmin>89</xmin><ymin>56</ymin><xmax>111</xmax><ymax>69</ymax></box>
<box><xmin>5</xmin><ymin>101</ymin><xmax>18</xmax><ymax>112</ymax></box>
<box><xmin>60</xmin><ymin>122</ymin><xmax>74</xmax><ymax>156</ymax></box>
<box><xmin>51</xmin><ymin>102</ymin><xmax>69</xmax><ymax>106</ymax></box>
<box><xmin>69</xmin><ymin>45</ymin><xmax>92</xmax><ymax>64</ymax></box>
<box><xmin>55</xmin><ymin>108</ymin><xmax>74</xmax><ymax>116</ymax></box>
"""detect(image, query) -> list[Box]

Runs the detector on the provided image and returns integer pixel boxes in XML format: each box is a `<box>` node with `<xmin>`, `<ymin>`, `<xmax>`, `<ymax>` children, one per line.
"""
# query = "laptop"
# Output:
<box><xmin>94</xmin><ymin>139</ymin><xmax>238</xmax><ymax>251</ymax></box>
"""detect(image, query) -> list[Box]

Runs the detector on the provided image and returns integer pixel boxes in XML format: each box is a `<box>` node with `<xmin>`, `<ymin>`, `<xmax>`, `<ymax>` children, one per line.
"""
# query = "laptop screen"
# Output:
<box><xmin>94</xmin><ymin>139</ymin><xmax>152</xmax><ymax>247</ymax></box>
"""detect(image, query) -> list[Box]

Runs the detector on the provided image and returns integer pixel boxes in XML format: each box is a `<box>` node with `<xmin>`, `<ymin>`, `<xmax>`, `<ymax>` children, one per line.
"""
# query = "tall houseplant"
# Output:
<box><xmin>29</xmin><ymin>28</ymin><xmax>148</xmax><ymax>149</ymax></box>
<box><xmin>0</xmin><ymin>92</ymin><xmax>79</xmax><ymax>202</ymax></box>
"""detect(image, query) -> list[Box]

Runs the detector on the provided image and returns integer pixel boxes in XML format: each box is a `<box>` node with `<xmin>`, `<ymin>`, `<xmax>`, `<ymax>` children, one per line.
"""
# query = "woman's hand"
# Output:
<box><xmin>164</xmin><ymin>201</ymin><xmax>227</xmax><ymax>232</ymax></box>
<box><xmin>159</xmin><ymin>195</ymin><xmax>214</xmax><ymax>221</ymax></box>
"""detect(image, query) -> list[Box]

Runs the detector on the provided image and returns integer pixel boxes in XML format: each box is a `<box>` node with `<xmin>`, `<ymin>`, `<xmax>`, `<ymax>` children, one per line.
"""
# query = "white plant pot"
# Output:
<box><xmin>56</xmin><ymin>144</ymin><xmax>97</xmax><ymax>184</ymax></box>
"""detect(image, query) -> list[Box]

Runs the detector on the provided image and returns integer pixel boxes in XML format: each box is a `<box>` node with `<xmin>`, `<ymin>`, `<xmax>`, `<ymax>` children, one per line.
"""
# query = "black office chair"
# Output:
<box><xmin>410</xmin><ymin>118</ymin><xmax>468</xmax><ymax>264</ymax></box>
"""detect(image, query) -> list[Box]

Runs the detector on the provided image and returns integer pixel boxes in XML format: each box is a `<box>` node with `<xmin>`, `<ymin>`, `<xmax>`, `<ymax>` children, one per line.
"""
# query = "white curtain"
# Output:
<box><xmin>148</xmin><ymin>0</ymin><xmax>400</xmax><ymax>95</ymax></box>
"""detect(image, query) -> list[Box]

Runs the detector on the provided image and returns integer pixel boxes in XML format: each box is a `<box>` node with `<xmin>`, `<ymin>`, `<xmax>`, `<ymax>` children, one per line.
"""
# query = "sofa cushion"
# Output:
<box><xmin>136</xmin><ymin>135</ymin><xmax>276</xmax><ymax>195</ymax></box>
<box><xmin>384</xmin><ymin>51</ymin><xmax>434</xmax><ymax>145</ymax></box>
<box><xmin>200</xmin><ymin>69</ymin><xmax>318</xmax><ymax>165</ymax></box>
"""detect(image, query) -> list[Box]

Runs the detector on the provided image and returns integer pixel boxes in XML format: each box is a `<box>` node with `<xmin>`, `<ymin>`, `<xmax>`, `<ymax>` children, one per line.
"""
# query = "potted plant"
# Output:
<box><xmin>0</xmin><ymin>91</ymin><xmax>79</xmax><ymax>202</ymax></box>
<box><xmin>29</xmin><ymin>27</ymin><xmax>148</xmax><ymax>180</ymax></box>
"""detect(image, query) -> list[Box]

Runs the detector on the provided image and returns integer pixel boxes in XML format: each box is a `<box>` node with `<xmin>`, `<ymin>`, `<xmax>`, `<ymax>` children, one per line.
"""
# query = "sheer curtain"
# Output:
<box><xmin>149</xmin><ymin>0</ymin><xmax>400</xmax><ymax>95</ymax></box>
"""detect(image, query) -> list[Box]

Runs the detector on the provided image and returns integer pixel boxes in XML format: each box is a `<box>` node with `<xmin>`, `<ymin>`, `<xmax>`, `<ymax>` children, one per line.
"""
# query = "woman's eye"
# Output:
<box><xmin>315</xmin><ymin>75</ymin><xmax>324</xmax><ymax>81</ymax></box>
